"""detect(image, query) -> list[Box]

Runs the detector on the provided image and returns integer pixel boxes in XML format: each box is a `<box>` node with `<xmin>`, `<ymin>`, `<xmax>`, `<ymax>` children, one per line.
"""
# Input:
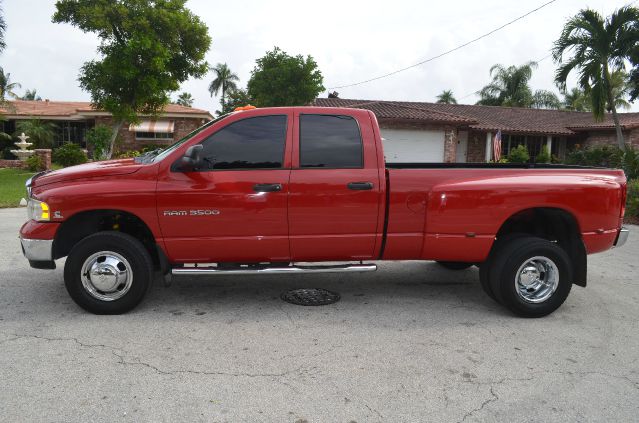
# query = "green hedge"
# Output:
<box><xmin>627</xmin><ymin>179</ymin><xmax>639</xmax><ymax>220</ymax></box>
<box><xmin>566</xmin><ymin>145</ymin><xmax>639</xmax><ymax>179</ymax></box>
<box><xmin>53</xmin><ymin>143</ymin><xmax>88</xmax><ymax>167</ymax></box>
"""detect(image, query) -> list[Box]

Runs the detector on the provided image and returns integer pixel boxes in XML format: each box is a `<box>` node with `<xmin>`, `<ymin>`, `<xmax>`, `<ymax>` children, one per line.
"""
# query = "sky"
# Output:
<box><xmin>2</xmin><ymin>0</ymin><xmax>638</xmax><ymax>113</ymax></box>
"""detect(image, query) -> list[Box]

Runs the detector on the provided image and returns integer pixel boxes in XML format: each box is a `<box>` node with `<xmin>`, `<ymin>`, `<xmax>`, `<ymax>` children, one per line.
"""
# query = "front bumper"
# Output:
<box><xmin>20</xmin><ymin>237</ymin><xmax>54</xmax><ymax>261</ymax></box>
<box><xmin>614</xmin><ymin>227</ymin><xmax>629</xmax><ymax>248</ymax></box>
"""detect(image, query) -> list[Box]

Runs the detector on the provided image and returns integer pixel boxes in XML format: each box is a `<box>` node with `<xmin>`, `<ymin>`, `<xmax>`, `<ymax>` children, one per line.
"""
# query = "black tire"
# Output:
<box><xmin>479</xmin><ymin>233</ymin><xmax>529</xmax><ymax>302</ymax></box>
<box><xmin>488</xmin><ymin>236</ymin><xmax>572</xmax><ymax>317</ymax></box>
<box><xmin>64</xmin><ymin>231</ymin><xmax>153</xmax><ymax>314</ymax></box>
<box><xmin>436</xmin><ymin>261</ymin><xmax>473</xmax><ymax>270</ymax></box>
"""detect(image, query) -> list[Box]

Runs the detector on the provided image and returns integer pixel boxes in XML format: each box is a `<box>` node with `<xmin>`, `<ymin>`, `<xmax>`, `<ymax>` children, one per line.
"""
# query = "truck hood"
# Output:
<box><xmin>32</xmin><ymin>159</ymin><xmax>144</xmax><ymax>188</ymax></box>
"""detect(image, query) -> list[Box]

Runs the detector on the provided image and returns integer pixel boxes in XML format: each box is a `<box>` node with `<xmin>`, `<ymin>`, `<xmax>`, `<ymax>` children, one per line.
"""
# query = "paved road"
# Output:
<box><xmin>0</xmin><ymin>207</ymin><xmax>637</xmax><ymax>422</ymax></box>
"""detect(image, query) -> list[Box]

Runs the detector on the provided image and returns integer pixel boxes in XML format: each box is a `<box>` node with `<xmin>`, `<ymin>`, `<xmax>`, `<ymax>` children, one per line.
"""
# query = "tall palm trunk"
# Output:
<box><xmin>604</xmin><ymin>65</ymin><xmax>626</xmax><ymax>149</ymax></box>
<box><xmin>107</xmin><ymin>120</ymin><xmax>123</xmax><ymax>159</ymax></box>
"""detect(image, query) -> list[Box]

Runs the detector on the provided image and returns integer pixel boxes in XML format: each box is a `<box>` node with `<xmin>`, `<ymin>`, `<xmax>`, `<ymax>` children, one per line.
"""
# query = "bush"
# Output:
<box><xmin>86</xmin><ymin>125</ymin><xmax>112</xmax><ymax>160</ymax></box>
<box><xmin>565</xmin><ymin>145</ymin><xmax>639</xmax><ymax>179</ymax></box>
<box><xmin>53</xmin><ymin>143</ymin><xmax>87</xmax><ymax>167</ymax></box>
<box><xmin>627</xmin><ymin>179</ymin><xmax>639</xmax><ymax>220</ymax></box>
<box><xmin>25</xmin><ymin>155</ymin><xmax>44</xmax><ymax>172</ymax></box>
<box><xmin>535</xmin><ymin>147</ymin><xmax>551</xmax><ymax>164</ymax></box>
<box><xmin>508</xmin><ymin>144</ymin><xmax>530</xmax><ymax>163</ymax></box>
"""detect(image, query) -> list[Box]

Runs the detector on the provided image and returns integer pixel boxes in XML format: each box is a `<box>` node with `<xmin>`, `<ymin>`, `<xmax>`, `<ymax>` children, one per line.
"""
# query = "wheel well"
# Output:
<box><xmin>495</xmin><ymin>207</ymin><xmax>587</xmax><ymax>286</ymax></box>
<box><xmin>53</xmin><ymin>210</ymin><xmax>161</xmax><ymax>269</ymax></box>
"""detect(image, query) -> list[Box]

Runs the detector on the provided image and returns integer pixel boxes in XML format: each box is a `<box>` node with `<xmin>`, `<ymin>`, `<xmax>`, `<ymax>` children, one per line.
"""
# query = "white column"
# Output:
<box><xmin>485</xmin><ymin>132</ymin><xmax>493</xmax><ymax>162</ymax></box>
<box><xmin>546</xmin><ymin>135</ymin><xmax>552</xmax><ymax>154</ymax></box>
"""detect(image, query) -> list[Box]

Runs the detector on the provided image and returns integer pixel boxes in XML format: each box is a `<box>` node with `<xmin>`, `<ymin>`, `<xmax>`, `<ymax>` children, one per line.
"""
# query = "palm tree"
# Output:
<box><xmin>553</xmin><ymin>6</ymin><xmax>639</xmax><ymax>148</ymax></box>
<box><xmin>0</xmin><ymin>0</ymin><xmax>6</xmax><ymax>53</ymax></box>
<box><xmin>477</xmin><ymin>62</ymin><xmax>537</xmax><ymax>107</ymax></box>
<box><xmin>15</xmin><ymin>119</ymin><xmax>57</xmax><ymax>148</ymax></box>
<box><xmin>21</xmin><ymin>89</ymin><xmax>42</xmax><ymax>101</ymax></box>
<box><xmin>436</xmin><ymin>90</ymin><xmax>457</xmax><ymax>104</ymax></box>
<box><xmin>562</xmin><ymin>87</ymin><xmax>591</xmax><ymax>111</ymax></box>
<box><xmin>0</xmin><ymin>66</ymin><xmax>21</xmax><ymax>100</ymax></box>
<box><xmin>176</xmin><ymin>92</ymin><xmax>194</xmax><ymax>107</ymax></box>
<box><xmin>208</xmin><ymin>63</ymin><xmax>239</xmax><ymax>111</ymax></box>
<box><xmin>607</xmin><ymin>70</ymin><xmax>631</xmax><ymax>112</ymax></box>
<box><xmin>531</xmin><ymin>90</ymin><xmax>561</xmax><ymax>109</ymax></box>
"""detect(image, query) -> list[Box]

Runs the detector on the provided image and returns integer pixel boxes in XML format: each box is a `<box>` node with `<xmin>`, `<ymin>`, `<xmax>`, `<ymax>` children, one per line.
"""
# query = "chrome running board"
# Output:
<box><xmin>172</xmin><ymin>263</ymin><xmax>377</xmax><ymax>276</ymax></box>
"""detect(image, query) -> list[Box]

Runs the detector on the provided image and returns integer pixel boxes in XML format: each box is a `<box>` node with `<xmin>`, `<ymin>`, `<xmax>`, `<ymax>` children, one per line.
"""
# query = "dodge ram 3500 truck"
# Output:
<box><xmin>20</xmin><ymin>107</ymin><xmax>629</xmax><ymax>316</ymax></box>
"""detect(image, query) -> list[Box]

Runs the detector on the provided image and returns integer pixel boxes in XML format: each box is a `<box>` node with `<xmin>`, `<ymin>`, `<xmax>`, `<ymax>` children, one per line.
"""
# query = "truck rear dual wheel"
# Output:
<box><xmin>64</xmin><ymin>231</ymin><xmax>153</xmax><ymax>314</ymax></box>
<box><xmin>485</xmin><ymin>236</ymin><xmax>572</xmax><ymax>317</ymax></box>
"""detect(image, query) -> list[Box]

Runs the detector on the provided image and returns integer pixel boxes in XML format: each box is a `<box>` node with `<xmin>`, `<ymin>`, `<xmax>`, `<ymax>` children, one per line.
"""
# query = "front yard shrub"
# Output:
<box><xmin>86</xmin><ymin>125</ymin><xmax>112</xmax><ymax>160</ymax></box>
<box><xmin>25</xmin><ymin>155</ymin><xmax>44</xmax><ymax>172</ymax></box>
<box><xmin>53</xmin><ymin>143</ymin><xmax>87</xmax><ymax>167</ymax></box>
<box><xmin>566</xmin><ymin>145</ymin><xmax>639</xmax><ymax>179</ymax></box>
<box><xmin>535</xmin><ymin>147</ymin><xmax>551</xmax><ymax>164</ymax></box>
<box><xmin>626</xmin><ymin>179</ymin><xmax>639</xmax><ymax>220</ymax></box>
<box><xmin>508</xmin><ymin>145</ymin><xmax>530</xmax><ymax>163</ymax></box>
<box><xmin>115</xmin><ymin>150</ymin><xmax>141</xmax><ymax>159</ymax></box>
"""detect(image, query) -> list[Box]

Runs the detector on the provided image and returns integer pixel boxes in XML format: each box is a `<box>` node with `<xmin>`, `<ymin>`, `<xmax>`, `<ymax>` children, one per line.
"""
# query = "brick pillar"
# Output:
<box><xmin>443</xmin><ymin>129</ymin><xmax>458</xmax><ymax>163</ymax></box>
<box><xmin>34</xmin><ymin>149</ymin><xmax>52</xmax><ymax>171</ymax></box>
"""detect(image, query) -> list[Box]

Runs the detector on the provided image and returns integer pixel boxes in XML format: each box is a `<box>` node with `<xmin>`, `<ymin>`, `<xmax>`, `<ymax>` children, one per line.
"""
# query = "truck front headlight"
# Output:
<box><xmin>27</xmin><ymin>198</ymin><xmax>50</xmax><ymax>222</ymax></box>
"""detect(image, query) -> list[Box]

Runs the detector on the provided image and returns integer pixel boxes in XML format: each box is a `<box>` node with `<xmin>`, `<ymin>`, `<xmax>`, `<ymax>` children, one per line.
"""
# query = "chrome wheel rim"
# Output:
<box><xmin>80</xmin><ymin>251</ymin><xmax>133</xmax><ymax>301</ymax></box>
<box><xmin>514</xmin><ymin>256</ymin><xmax>559</xmax><ymax>303</ymax></box>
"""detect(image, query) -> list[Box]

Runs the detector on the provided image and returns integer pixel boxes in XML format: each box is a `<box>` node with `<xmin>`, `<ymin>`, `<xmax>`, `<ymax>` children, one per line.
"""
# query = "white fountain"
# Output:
<box><xmin>11</xmin><ymin>133</ymin><xmax>35</xmax><ymax>161</ymax></box>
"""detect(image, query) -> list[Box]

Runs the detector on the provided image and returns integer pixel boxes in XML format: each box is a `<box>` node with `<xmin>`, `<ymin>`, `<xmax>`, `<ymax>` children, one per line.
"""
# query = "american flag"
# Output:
<box><xmin>493</xmin><ymin>130</ymin><xmax>502</xmax><ymax>162</ymax></box>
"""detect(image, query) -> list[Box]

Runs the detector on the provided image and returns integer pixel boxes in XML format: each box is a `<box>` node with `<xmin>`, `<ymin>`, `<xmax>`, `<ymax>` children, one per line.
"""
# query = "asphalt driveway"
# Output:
<box><xmin>0</xmin><ymin>207</ymin><xmax>637</xmax><ymax>422</ymax></box>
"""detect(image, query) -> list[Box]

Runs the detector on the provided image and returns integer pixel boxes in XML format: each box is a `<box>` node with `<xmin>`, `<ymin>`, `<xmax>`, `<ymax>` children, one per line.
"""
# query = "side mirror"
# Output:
<box><xmin>180</xmin><ymin>145</ymin><xmax>203</xmax><ymax>171</ymax></box>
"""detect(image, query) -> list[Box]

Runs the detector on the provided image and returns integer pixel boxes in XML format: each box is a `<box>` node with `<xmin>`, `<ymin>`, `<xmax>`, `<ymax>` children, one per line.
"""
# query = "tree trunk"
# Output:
<box><xmin>107</xmin><ymin>120</ymin><xmax>124</xmax><ymax>159</ymax></box>
<box><xmin>603</xmin><ymin>65</ymin><xmax>625</xmax><ymax>149</ymax></box>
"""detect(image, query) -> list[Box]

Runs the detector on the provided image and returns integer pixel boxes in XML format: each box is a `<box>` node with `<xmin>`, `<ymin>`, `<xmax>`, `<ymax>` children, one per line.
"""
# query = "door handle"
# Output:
<box><xmin>347</xmin><ymin>181</ymin><xmax>374</xmax><ymax>190</ymax></box>
<box><xmin>253</xmin><ymin>183</ymin><xmax>282</xmax><ymax>193</ymax></box>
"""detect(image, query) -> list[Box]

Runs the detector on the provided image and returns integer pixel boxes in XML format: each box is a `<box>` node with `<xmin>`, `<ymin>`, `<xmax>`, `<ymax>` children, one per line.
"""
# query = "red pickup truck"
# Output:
<box><xmin>20</xmin><ymin>107</ymin><xmax>629</xmax><ymax>316</ymax></box>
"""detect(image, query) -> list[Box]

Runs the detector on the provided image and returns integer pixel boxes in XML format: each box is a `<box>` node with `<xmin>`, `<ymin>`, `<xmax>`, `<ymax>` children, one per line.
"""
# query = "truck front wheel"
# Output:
<box><xmin>488</xmin><ymin>236</ymin><xmax>572</xmax><ymax>317</ymax></box>
<box><xmin>64</xmin><ymin>231</ymin><xmax>153</xmax><ymax>314</ymax></box>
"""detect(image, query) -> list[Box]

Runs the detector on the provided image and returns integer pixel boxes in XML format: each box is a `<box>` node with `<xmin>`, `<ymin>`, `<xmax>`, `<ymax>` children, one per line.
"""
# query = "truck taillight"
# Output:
<box><xmin>620</xmin><ymin>183</ymin><xmax>627</xmax><ymax>218</ymax></box>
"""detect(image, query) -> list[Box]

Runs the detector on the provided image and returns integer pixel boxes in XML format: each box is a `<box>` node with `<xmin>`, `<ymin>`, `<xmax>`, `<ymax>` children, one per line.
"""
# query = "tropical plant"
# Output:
<box><xmin>53</xmin><ymin>0</ymin><xmax>211</xmax><ymax>159</ymax></box>
<box><xmin>535</xmin><ymin>146</ymin><xmax>551</xmax><ymax>164</ymax></box>
<box><xmin>0</xmin><ymin>66</ymin><xmax>21</xmax><ymax>100</ymax></box>
<box><xmin>562</xmin><ymin>87</ymin><xmax>591</xmax><ymax>111</ymax></box>
<box><xmin>476</xmin><ymin>62</ymin><xmax>559</xmax><ymax>108</ymax></box>
<box><xmin>553</xmin><ymin>6</ymin><xmax>639</xmax><ymax>148</ymax></box>
<box><xmin>436</xmin><ymin>90</ymin><xmax>457</xmax><ymax>104</ymax></box>
<box><xmin>208</xmin><ymin>63</ymin><xmax>239</xmax><ymax>111</ymax></box>
<box><xmin>15</xmin><ymin>118</ymin><xmax>57</xmax><ymax>148</ymax></box>
<box><xmin>607</xmin><ymin>70</ymin><xmax>631</xmax><ymax>112</ymax></box>
<box><xmin>53</xmin><ymin>143</ymin><xmax>87</xmax><ymax>167</ymax></box>
<box><xmin>630</xmin><ymin>47</ymin><xmax>639</xmax><ymax>102</ymax></box>
<box><xmin>25</xmin><ymin>154</ymin><xmax>44</xmax><ymax>172</ymax></box>
<box><xmin>626</xmin><ymin>179</ymin><xmax>639</xmax><ymax>219</ymax></box>
<box><xmin>85</xmin><ymin>124</ymin><xmax>112</xmax><ymax>160</ymax></box>
<box><xmin>247</xmin><ymin>47</ymin><xmax>324</xmax><ymax>107</ymax></box>
<box><xmin>176</xmin><ymin>92</ymin><xmax>194</xmax><ymax>107</ymax></box>
<box><xmin>218</xmin><ymin>87</ymin><xmax>254</xmax><ymax>115</ymax></box>
<box><xmin>565</xmin><ymin>144</ymin><xmax>639</xmax><ymax>179</ymax></box>
<box><xmin>21</xmin><ymin>89</ymin><xmax>41</xmax><ymax>101</ymax></box>
<box><xmin>507</xmin><ymin>144</ymin><xmax>530</xmax><ymax>163</ymax></box>
<box><xmin>0</xmin><ymin>0</ymin><xmax>6</xmax><ymax>53</ymax></box>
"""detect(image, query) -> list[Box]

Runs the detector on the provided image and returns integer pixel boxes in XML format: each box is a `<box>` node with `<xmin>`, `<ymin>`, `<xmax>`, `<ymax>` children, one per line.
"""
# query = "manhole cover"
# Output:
<box><xmin>281</xmin><ymin>288</ymin><xmax>340</xmax><ymax>306</ymax></box>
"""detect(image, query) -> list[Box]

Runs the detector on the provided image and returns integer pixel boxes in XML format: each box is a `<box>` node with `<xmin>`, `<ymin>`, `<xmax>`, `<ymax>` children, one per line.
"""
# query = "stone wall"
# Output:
<box><xmin>467</xmin><ymin>130</ymin><xmax>487</xmax><ymax>162</ymax></box>
<box><xmin>581</xmin><ymin>129</ymin><xmax>639</xmax><ymax>149</ymax></box>
<box><xmin>0</xmin><ymin>159</ymin><xmax>26</xmax><ymax>168</ymax></box>
<box><xmin>34</xmin><ymin>149</ymin><xmax>52</xmax><ymax>170</ymax></box>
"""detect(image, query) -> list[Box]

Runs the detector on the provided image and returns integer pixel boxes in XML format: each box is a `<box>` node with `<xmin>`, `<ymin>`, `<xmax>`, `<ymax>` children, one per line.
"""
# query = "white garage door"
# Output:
<box><xmin>381</xmin><ymin>129</ymin><xmax>445</xmax><ymax>163</ymax></box>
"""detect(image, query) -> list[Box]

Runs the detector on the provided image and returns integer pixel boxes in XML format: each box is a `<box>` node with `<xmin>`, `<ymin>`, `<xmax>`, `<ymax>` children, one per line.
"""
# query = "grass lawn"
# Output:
<box><xmin>0</xmin><ymin>168</ymin><xmax>34</xmax><ymax>208</ymax></box>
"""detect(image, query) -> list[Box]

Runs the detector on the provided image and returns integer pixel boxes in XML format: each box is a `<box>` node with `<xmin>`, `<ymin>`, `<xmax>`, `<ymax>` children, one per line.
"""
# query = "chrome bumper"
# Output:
<box><xmin>20</xmin><ymin>237</ymin><xmax>54</xmax><ymax>261</ymax></box>
<box><xmin>614</xmin><ymin>227</ymin><xmax>629</xmax><ymax>248</ymax></box>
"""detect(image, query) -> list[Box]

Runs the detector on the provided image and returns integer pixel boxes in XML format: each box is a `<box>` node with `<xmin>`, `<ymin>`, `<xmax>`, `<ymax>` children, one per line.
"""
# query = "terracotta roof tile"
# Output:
<box><xmin>0</xmin><ymin>100</ymin><xmax>211</xmax><ymax>118</ymax></box>
<box><xmin>314</xmin><ymin>98</ymin><xmax>639</xmax><ymax>135</ymax></box>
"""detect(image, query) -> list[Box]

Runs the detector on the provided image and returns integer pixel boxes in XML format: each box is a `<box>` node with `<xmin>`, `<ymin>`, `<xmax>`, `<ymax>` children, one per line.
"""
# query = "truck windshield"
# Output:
<box><xmin>136</xmin><ymin>113</ymin><xmax>232</xmax><ymax>164</ymax></box>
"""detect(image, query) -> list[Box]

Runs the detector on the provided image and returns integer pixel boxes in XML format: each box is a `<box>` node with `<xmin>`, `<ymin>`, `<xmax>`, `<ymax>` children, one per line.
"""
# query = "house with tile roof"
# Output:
<box><xmin>315</xmin><ymin>98</ymin><xmax>639</xmax><ymax>163</ymax></box>
<box><xmin>0</xmin><ymin>100</ymin><xmax>213</xmax><ymax>155</ymax></box>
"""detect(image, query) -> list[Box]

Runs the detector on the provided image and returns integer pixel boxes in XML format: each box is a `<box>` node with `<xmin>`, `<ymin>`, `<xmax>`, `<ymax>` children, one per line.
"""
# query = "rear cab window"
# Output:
<box><xmin>299</xmin><ymin>114</ymin><xmax>363</xmax><ymax>168</ymax></box>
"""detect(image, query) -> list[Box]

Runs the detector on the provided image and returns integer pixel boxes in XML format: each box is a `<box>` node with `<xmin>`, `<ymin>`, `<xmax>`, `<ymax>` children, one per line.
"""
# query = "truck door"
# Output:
<box><xmin>288</xmin><ymin>111</ymin><xmax>383</xmax><ymax>261</ymax></box>
<box><xmin>156</xmin><ymin>111</ymin><xmax>293</xmax><ymax>263</ymax></box>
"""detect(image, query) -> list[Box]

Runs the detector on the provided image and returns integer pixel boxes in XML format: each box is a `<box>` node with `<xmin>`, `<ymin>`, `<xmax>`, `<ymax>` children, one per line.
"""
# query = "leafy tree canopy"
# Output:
<box><xmin>247</xmin><ymin>47</ymin><xmax>324</xmax><ymax>107</ymax></box>
<box><xmin>218</xmin><ymin>87</ymin><xmax>254</xmax><ymax>115</ymax></box>
<box><xmin>53</xmin><ymin>0</ymin><xmax>211</xmax><ymax>157</ymax></box>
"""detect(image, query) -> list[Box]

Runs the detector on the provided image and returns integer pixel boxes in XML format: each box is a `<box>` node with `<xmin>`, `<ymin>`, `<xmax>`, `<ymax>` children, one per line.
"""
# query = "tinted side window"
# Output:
<box><xmin>300</xmin><ymin>114</ymin><xmax>363</xmax><ymax>168</ymax></box>
<box><xmin>199</xmin><ymin>115</ymin><xmax>287</xmax><ymax>170</ymax></box>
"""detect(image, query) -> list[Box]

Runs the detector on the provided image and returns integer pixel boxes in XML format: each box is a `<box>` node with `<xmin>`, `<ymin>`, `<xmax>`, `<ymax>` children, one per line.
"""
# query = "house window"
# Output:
<box><xmin>53</xmin><ymin>121</ymin><xmax>90</xmax><ymax>148</ymax></box>
<box><xmin>135</xmin><ymin>131</ymin><xmax>174</xmax><ymax>141</ymax></box>
<box><xmin>501</xmin><ymin>134</ymin><xmax>547</xmax><ymax>161</ymax></box>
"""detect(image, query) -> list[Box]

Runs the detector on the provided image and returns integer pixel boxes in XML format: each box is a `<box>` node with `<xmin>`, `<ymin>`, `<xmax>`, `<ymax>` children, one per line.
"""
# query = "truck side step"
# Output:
<box><xmin>171</xmin><ymin>263</ymin><xmax>377</xmax><ymax>276</ymax></box>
